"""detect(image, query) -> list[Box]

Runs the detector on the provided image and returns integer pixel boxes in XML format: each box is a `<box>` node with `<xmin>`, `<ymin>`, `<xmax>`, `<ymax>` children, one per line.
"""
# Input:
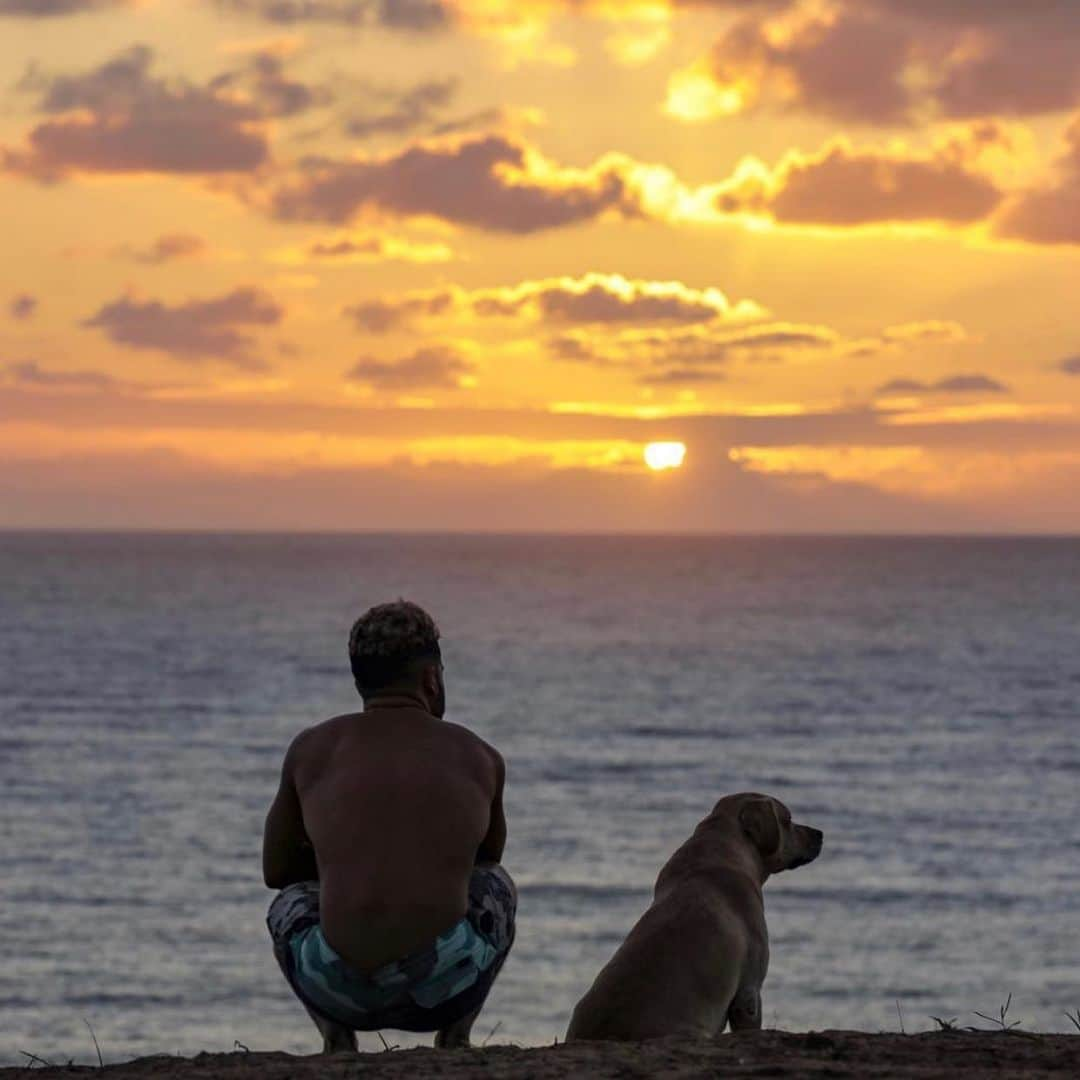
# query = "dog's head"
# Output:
<box><xmin>718</xmin><ymin>793</ymin><xmax>823</xmax><ymax>875</ymax></box>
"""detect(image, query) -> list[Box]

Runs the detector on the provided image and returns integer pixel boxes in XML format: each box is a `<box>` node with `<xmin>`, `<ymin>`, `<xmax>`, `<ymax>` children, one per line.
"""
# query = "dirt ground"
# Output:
<box><xmin>9</xmin><ymin>1030</ymin><xmax>1080</xmax><ymax>1079</ymax></box>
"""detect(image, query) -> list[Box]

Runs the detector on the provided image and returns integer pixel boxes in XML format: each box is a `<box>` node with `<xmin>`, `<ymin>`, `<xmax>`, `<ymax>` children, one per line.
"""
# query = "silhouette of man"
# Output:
<box><xmin>264</xmin><ymin>601</ymin><xmax>514</xmax><ymax>1051</ymax></box>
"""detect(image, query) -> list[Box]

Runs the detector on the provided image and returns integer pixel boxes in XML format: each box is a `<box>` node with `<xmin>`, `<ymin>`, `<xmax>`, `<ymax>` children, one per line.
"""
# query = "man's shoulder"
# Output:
<box><xmin>286</xmin><ymin>713</ymin><xmax>357</xmax><ymax>759</ymax></box>
<box><xmin>440</xmin><ymin>719</ymin><xmax>503</xmax><ymax>768</ymax></box>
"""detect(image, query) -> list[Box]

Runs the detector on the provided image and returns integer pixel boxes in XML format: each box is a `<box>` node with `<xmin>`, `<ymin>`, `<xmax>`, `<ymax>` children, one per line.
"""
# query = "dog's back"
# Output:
<box><xmin>566</xmin><ymin>885</ymin><xmax>748</xmax><ymax>1041</ymax></box>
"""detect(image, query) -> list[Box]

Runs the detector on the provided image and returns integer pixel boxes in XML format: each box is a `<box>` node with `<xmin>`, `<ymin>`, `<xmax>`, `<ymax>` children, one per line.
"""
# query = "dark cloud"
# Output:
<box><xmin>1060</xmin><ymin>355</ymin><xmax>1080</xmax><ymax>375</ymax></box>
<box><xmin>347</xmin><ymin>290</ymin><xmax>455</xmax><ymax>332</ymax></box>
<box><xmin>346</xmin><ymin>275</ymin><xmax>753</xmax><ymax>332</ymax></box>
<box><xmin>346</xmin><ymin>345</ymin><xmax>472</xmax><ymax>390</ymax></box>
<box><xmin>209</xmin><ymin>50</ymin><xmax>333</xmax><ymax>119</ymax></box>
<box><xmin>271</xmin><ymin>133</ymin><xmax>634</xmax><ymax>230</ymax></box>
<box><xmin>0</xmin><ymin>0</ymin><xmax>126</xmax><ymax>14</ymax></box>
<box><xmin>9</xmin><ymin>293</ymin><xmax>38</xmax><ymax>320</ymax></box>
<box><xmin>429</xmin><ymin>107</ymin><xmax>513</xmax><ymax>137</ymax></box>
<box><xmin>638</xmin><ymin>367</ymin><xmax>728</xmax><ymax>386</ymax></box>
<box><xmin>3</xmin><ymin>359</ymin><xmax>117</xmax><ymax>389</ymax></box>
<box><xmin>994</xmin><ymin>114</ymin><xmax>1080</xmax><ymax>245</ymax></box>
<box><xmin>345</xmin><ymin>78</ymin><xmax>458</xmax><ymax>138</ymax></box>
<box><xmin>3</xmin><ymin>46</ymin><xmax>269</xmax><ymax>179</ymax></box>
<box><xmin>882</xmin><ymin>0</ymin><xmax>1080</xmax><ymax>119</ymax></box>
<box><xmin>272</xmin><ymin>126</ymin><xmax>1009</xmax><ymax>237</ymax></box>
<box><xmin>876</xmin><ymin>373</ymin><xmax>1009</xmax><ymax>395</ymax></box>
<box><xmin>717</xmin><ymin>137</ymin><xmax>1004</xmax><ymax>226</ymax></box>
<box><xmin>702</xmin><ymin>7</ymin><xmax>913</xmax><ymax>125</ymax></box>
<box><xmin>123</xmin><ymin>233</ymin><xmax>208</xmax><ymax>264</ymax></box>
<box><xmin>310</xmin><ymin>238</ymin><xmax>383</xmax><ymax>257</ymax></box>
<box><xmin>679</xmin><ymin>0</ymin><xmax>1080</xmax><ymax>125</ymax></box>
<box><xmin>83</xmin><ymin>286</ymin><xmax>283</xmax><ymax>367</ymax></box>
<box><xmin>769</xmin><ymin>143</ymin><xmax>1002</xmax><ymax>225</ymax></box>
<box><xmin>553</xmin><ymin>321</ymin><xmax>837</xmax><ymax>381</ymax></box>
<box><xmin>215</xmin><ymin>0</ymin><xmax>450</xmax><ymax>30</ymax></box>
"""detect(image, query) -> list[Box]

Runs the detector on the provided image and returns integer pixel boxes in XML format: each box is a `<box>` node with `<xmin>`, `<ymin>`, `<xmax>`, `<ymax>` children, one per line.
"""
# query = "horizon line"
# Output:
<box><xmin>3</xmin><ymin>527</ymin><xmax>1080</xmax><ymax>541</ymax></box>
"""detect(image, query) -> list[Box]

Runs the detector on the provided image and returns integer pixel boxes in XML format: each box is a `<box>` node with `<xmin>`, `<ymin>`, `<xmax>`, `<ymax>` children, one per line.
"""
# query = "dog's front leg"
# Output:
<box><xmin>726</xmin><ymin>987</ymin><xmax>763</xmax><ymax>1031</ymax></box>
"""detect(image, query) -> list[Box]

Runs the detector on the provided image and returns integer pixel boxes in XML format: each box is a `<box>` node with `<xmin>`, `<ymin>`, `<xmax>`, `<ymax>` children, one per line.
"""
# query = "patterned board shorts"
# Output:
<box><xmin>267</xmin><ymin>864</ymin><xmax>516</xmax><ymax>1033</ymax></box>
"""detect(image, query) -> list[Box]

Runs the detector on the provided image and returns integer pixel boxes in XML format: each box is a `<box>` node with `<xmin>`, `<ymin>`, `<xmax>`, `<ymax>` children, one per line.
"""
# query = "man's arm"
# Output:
<box><xmin>476</xmin><ymin>750</ymin><xmax>506</xmax><ymax>864</ymax></box>
<box><xmin>262</xmin><ymin>735</ymin><xmax>318</xmax><ymax>889</ymax></box>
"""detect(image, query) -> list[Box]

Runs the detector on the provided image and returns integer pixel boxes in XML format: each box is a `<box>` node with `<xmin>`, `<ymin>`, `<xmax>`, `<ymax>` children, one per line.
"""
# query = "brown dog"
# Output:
<box><xmin>566</xmin><ymin>793</ymin><xmax>822</xmax><ymax>1041</ymax></box>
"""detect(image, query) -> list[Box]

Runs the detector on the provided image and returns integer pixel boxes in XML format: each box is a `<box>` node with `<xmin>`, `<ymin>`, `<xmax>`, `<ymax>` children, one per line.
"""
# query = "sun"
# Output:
<box><xmin>644</xmin><ymin>441</ymin><xmax>687</xmax><ymax>471</ymax></box>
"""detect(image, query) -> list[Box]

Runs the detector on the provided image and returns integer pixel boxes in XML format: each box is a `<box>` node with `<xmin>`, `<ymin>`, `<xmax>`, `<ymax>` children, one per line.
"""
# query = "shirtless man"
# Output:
<box><xmin>263</xmin><ymin>601</ymin><xmax>515</xmax><ymax>1052</ymax></box>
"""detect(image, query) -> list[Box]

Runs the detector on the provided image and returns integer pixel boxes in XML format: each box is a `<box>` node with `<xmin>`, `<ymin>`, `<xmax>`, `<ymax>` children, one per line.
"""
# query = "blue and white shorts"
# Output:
<box><xmin>267</xmin><ymin>865</ymin><xmax>516</xmax><ymax>1032</ymax></box>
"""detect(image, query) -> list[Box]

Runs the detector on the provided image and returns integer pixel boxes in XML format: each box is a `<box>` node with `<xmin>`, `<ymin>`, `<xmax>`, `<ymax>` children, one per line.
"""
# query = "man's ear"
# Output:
<box><xmin>421</xmin><ymin>662</ymin><xmax>440</xmax><ymax>697</ymax></box>
<box><xmin>739</xmin><ymin>797</ymin><xmax>782</xmax><ymax>858</ymax></box>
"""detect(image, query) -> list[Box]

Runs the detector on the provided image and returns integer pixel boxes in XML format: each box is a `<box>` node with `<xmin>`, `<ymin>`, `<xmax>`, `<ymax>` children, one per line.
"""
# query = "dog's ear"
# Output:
<box><xmin>739</xmin><ymin>797</ymin><xmax>782</xmax><ymax>858</ymax></box>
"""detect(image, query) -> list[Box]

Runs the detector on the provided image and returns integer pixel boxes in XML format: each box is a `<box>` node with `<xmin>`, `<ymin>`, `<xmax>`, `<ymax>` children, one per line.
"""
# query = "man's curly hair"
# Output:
<box><xmin>348</xmin><ymin>600</ymin><xmax>442</xmax><ymax>695</ymax></box>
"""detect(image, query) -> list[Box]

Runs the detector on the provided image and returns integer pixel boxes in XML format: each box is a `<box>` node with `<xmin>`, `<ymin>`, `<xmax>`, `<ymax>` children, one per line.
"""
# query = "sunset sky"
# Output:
<box><xmin>2</xmin><ymin>0</ymin><xmax>1079</xmax><ymax>531</ymax></box>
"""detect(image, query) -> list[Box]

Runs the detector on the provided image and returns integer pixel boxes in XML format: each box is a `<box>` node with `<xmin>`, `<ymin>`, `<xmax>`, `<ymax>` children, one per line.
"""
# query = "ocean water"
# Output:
<box><xmin>2</xmin><ymin>532</ymin><xmax>1079</xmax><ymax>1064</ymax></box>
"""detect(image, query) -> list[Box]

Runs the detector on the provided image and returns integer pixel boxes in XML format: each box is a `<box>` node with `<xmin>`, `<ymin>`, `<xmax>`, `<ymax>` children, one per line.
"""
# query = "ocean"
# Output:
<box><xmin>2</xmin><ymin>532</ymin><xmax>1078</xmax><ymax>1064</ymax></box>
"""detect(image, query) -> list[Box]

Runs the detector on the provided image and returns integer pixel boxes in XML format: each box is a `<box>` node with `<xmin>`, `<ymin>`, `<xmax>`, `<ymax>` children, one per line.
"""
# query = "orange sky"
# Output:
<box><xmin>2</xmin><ymin>0</ymin><xmax>1079</xmax><ymax>531</ymax></box>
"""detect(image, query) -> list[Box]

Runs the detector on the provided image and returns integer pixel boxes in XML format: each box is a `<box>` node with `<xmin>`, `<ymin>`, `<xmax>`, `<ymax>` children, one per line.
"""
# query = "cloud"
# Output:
<box><xmin>876</xmin><ymin>373</ymin><xmax>1009</xmax><ymax>396</ymax></box>
<box><xmin>551</xmin><ymin>321</ymin><xmax>837</xmax><ymax>376</ymax></box>
<box><xmin>346</xmin><ymin>273</ymin><xmax>763</xmax><ymax>332</ymax></box>
<box><xmin>879</xmin><ymin>321</ymin><xmax>973</xmax><ymax>345</ymax></box>
<box><xmin>270</xmin><ymin>132</ymin><xmax>637</xmax><ymax>230</ymax></box>
<box><xmin>291</xmin><ymin>231</ymin><xmax>453</xmax><ymax>263</ymax></box>
<box><xmin>2</xmin><ymin>46</ymin><xmax>269</xmax><ymax>179</ymax></box>
<box><xmin>2</xmin><ymin>359</ymin><xmax>118</xmax><ymax>390</ymax></box>
<box><xmin>345</xmin><ymin>344</ymin><xmax>473</xmax><ymax>390</ymax></box>
<box><xmin>0</xmin><ymin>0</ymin><xmax>127</xmax><ymax>14</ymax></box>
<box><xmin>551</xmin><ymin>313</ymin><xmax>974</xmax><ymax>382</ymax></box>
<box><xmin>638</xmin><ymin>367</ymin><xmax>728</xmax><ymax>386</ymax></box>
<box><xmin>208</xmin><ymin>49</ymin><xmax>334</xmax><ymax>119</ymax></box>
<box><xmin>82</xmin><ymin>286</ymin><xmax>284</xmax><ymax>367</ymax></box>
<box><xmin>345</xmin><ymin>77</ymin><xmax>458</xmax><ymax>137</ymax></box>
<box><xmin>715</xmin><ymin>135</ymin><xmax>1004</xmax><ymax>226</ymax></box>
<box><xmin>666</xmin><ymin>1</ymin><xmax>1080</xmax><ymax>125</ymax></box>
<box><xmin>1060</xmin><ymin>355</ymin><xmax>1080</xmax><ymax>376</ymax></box>
<box><xmin>9</xmin><ymin>294</ymin><xmax>38</xmax><ymax>320</ymax></box>
<box><xmin>266</xmin><ymin>124</ymin><xmax>1016</xmax><ymax>237</ymax></box>
<box><xmin>122</xmin><ymin>234</ymin><xmax>209</xmax><ymax>264</ymax></box>
<box><xmin>994</xmin><ymin>113</ymin><xmax>1080</xmax><ymax>245</ymax></box>
<box><xmin>216</xmin><ymin>0</ymin><xmax>451</xmax><ymax>30</ymax></box>
<box><xmin>671</xmin><ymin>5</ymin><xmax>914</xmax><ymax>125</ymax></box>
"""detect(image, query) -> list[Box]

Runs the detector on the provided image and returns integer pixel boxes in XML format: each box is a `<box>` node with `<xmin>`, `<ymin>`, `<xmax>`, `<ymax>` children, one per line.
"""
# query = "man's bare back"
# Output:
<box><xmin>264</xmin><ymin>600</ymin><xmax>514</xmax><ymax>1052</ymax></box>
<box><xmin>284</xmin><ymin>698</ymin><xmax>504</xmax><ymax>969</ymax></box>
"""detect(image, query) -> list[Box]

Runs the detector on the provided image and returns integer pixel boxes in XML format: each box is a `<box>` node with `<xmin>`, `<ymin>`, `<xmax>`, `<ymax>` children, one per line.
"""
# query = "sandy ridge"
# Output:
<box><xmin>8</xmin><ymin>1031</ymin><xmax>1080</xmax><ymax>1079</ymax></box>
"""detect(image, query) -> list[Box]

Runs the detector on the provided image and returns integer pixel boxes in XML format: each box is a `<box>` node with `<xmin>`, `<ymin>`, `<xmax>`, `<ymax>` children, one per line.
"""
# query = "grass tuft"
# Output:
<box><xmin>84</xmin><ymin>1019</ymin><xmax>104</xmax><ymax>1068</ymax></box>
<box><xmin>972</xmin><ymin>993</ymin><xmax>1023</xmax><ymax>1033</ymax></box>
<box><xmin>931</xmin><ymin>1015</ymin><xmax>960</xmax><ymax>1032</ymax></box>
<box><xmin>19</xmin><ymin>1051</ymin><xmax>55</xmax><ymax>1069</ymax></box>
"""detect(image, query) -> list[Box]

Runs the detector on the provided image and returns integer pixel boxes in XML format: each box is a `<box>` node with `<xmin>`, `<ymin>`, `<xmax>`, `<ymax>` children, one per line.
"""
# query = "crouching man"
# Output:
<box><xmin>263</xmin><ymin>601</ymin><xmax>515</xmax><ymax>1052</ymax></box>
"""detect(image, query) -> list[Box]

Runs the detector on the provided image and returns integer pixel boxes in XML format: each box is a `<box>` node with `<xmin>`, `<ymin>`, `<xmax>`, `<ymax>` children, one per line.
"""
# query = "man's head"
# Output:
<box><xmin>348</xmin><ymin>600</ymin><xmax>445</xmax><ymax>716</ymax></box>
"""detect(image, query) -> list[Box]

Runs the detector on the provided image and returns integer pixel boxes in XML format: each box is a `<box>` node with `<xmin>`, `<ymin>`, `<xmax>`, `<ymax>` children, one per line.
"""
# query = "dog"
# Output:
<box><xmin>565</xmin><ymin>792</ymin><xmax>822</xmax><ymax>1041</ymax></box>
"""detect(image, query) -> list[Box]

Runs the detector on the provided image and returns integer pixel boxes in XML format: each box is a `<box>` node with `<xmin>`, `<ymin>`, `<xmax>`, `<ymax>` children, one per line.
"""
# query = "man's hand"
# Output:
<box><xmin>263</xmin><ymin>734</ymin><xmax>319</xmax><ymax>888</ymax></box>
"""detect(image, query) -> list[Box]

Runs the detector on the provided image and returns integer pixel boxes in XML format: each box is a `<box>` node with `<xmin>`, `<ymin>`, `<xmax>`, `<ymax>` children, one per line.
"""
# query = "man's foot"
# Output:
<box><xmin>434</xmin><ymin>1005</ymin><xmax>481</xmax><ymax>1049</ymax></box>
<box><xmin>321</xmin><ymin>1026</ymin><xmax>358</xmax><ymax>1054</ymax></box>
<box><xmin>306</xmin><ymin>1006</ymin><xmax>357</xmax><ymax>1054</ymax></box>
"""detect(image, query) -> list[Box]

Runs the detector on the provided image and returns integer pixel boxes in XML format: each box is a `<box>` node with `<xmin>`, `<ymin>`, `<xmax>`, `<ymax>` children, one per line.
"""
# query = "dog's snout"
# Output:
<box><xmin>808</xmin><ymin>827</ymin><xmax>824</xmax><ymax>850</ymax></box>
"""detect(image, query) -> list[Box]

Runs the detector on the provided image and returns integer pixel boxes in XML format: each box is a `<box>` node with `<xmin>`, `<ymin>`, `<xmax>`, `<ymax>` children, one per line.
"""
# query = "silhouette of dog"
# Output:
<box><xmin>566</xmin><ymin>793</ymin><xmax>823</xmax><ymax>1041</ymax></box>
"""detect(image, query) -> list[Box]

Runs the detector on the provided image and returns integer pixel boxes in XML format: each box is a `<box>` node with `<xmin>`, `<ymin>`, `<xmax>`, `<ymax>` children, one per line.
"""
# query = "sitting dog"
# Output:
<box><xmin>566</xmin><ymin>792</ymin><xmax>822</xmax><ymax>1041</ymax></box>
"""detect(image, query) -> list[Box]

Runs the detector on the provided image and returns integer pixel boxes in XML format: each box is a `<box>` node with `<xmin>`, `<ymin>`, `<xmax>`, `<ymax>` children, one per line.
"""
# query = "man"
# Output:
<box><xmin>263</xmin><ymin>601</ymin><xmax>515</xmax><ymax>1052</ymax></box>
